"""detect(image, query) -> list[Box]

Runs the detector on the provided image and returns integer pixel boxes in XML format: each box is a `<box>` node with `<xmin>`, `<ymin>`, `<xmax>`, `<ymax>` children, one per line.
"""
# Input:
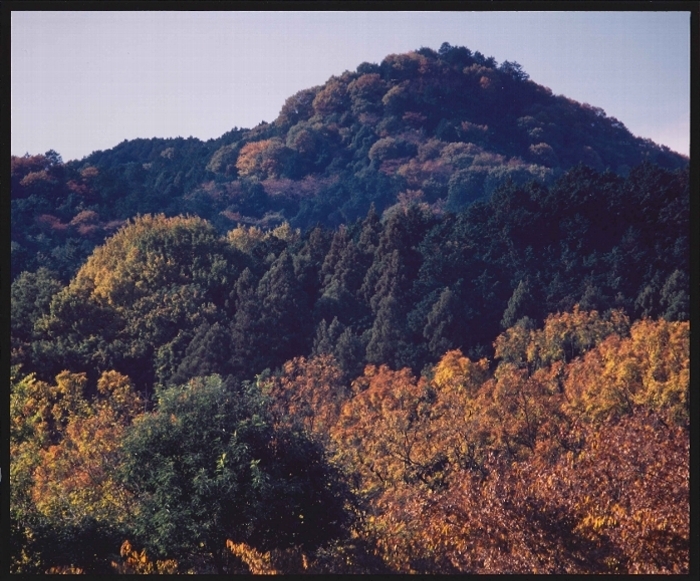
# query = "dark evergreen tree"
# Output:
<box><xmin>257</xmin><ymin>250</ymin><xmax>312</xmax><ymax>369</ymax></box>
<box><xmin>501</xmin><ymin>278</ymin><xmax>535</xmax><ymax>330</ymax></box>
<box><xmin>356</xmin><ymin>203</ymin><xmax>382</xmax><ymax>257</ymax></box>
<box><xmin>365</xmin><ymin>295</ymin><xmax>405</xmax><ymax>368</ymax></box>
<box><xmin>320</xmin><ymin>226</ymin><xmax>350</xmax><ymax>287</ymax></box>
<box><xmin>423</xmin><ymin>287</ymin><xmax>459</xmax><ymax>358</ymax></box>
<box><xmin>311</xmin><ymin>317</ymin><xmax>343</xmax><ymax>357</ymax></box>
<box><xmin>170</xmin><ymin>322</ymin><xmax>232</xmax><ymax>385</ymax></box>
<box><xmin>229</xmin><ymin>268</ymin><xmax>265</xmax><ymax>378</ymax></box>
<box><xmin>335</xmin><ymin>326</ymin><xmax>367</xmax><ymax>380</ymax></box>
<box><xmin>11</xmin><ymin>268</ymin><xmax>64</xmax><ymax>367</ymax></box>
<box><xmin>659</xmin><ymin>270</ymin><xmax>689</xmax><ymax>322</ymax></box>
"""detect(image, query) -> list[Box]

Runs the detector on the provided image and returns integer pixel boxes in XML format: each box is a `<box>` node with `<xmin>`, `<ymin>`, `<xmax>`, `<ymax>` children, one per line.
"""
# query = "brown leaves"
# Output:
<box><xmin>264</xmin><ymin>354</ymin><xmax>347</xmax><ymax>445</ymax></box>
<box><xmin>523</xmin><ymin>409</ymin><xmax>689</xmax><ymax>573</ymax></box>
<box><xmin>326</xmin><ymin>309</ymin><xmax>688</xmax><ymax>573</ymax></box>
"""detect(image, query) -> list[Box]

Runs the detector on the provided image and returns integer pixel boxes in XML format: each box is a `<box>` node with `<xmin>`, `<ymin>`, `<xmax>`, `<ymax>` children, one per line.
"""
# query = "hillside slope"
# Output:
<box><xmin>11</xmin><ymin>43</ymin><xmax>687</xmax><ymax>281</ymax></box>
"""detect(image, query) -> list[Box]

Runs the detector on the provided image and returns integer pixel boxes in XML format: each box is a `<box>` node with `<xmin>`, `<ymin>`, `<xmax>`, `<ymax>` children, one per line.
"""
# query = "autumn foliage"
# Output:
<box><xmin>9</xmin><ymin>42</ymin><xmax>689</xmax><ymax>575</ymax></box>
<box><xmin>249</xmin><ymin>310</ymin><xmax>689</xmax><ymax>574</ymax></box>
<box><xmin>10</xmin><ymin>296</ymin><xmax>688</xmax><ymax>574</ymax></box>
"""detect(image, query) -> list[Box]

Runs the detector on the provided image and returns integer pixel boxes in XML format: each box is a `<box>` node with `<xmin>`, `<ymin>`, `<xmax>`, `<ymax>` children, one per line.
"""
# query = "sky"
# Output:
<box><xmin>11</xmin><ymin>10</ymin><xmax>691</xmax><ymax>162</ymax></box>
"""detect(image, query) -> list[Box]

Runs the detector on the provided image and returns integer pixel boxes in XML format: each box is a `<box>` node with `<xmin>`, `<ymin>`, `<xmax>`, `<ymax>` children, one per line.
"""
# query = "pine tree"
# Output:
<box><xmin>171</xmin><ymin>322</ymin><xmax>231</xmax><ymax>385</ymax></box>
<box><xmin>257</xmin><ymin>251</ymin><xmax>312</xmax><ymax>369</ymax></box>
<box><xmin>500</xmin><ymin>278</ymin><xmax>535</xmax><ymax>330</ymax></box>
<box><xmin>423</xmin><ymin>287</ymin><xmax>458</xmax><ymax>358</ymax></box>
<box><xmin>229</xmin><ymin>268</ymin><xmax>264</xmax><ymax>377</ymax></box>
<box><xmin>365</xmin><ymin>295</ymin><xmax>404</xmax><ymax>367</ymax></box>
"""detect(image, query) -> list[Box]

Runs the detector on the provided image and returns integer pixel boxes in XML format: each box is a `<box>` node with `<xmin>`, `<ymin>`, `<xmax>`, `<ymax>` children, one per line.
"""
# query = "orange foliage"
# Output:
<box><xmin>235</xmin><ymin>138</ymin><xmax>288</xmax><ymax>179</ymax></box>
<box><xmin>331</xmin><ymin>365</ymin><xmax>436</xmax><ymax>494</ymax></box>
<box><xmin>111</xmin><ymin>540</ymin><xmax>178</xmax><ymax>574</ymax></box>
<box><xmin>264</xmin><ymin>354</ymin><xmax>348</xmax><ymax>445</ymax></box>
<box><xmin>26</xmin><ymin>371</ymin><xmax>142</xmax><ymax>527</ymax></box>
<box><xmin>327</xmin><ymin>309</ymin><xmax>688</xmax><ymax>573</ymax></box>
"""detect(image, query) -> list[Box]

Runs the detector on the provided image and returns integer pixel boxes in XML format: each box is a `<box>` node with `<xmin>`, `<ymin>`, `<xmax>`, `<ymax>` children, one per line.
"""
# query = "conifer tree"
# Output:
<box><xmin>423</xmin><ymin>287</ymin><xmax>459</xmax><ymax>358</ymax></box>
<box><xmin>257</xmin><ymin>251</ymin><xmax>312</xmax><ymax>370</ymax></box>
<box><xmin>229</xmin><ymin>268</ymin><xmax>265</xmax><ymax>377</ymax></box>
<box><xmin>365</xmin><ymin>295</ymin><xmax>405</xmax><ymax>367</ymax></box>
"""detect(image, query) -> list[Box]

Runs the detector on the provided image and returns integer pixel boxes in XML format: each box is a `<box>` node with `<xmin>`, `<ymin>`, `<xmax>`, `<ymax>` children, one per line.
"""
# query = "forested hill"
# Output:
<box><xmin>11</xmin><ymin>42</ymin><xmax>687</xmax><ymax>281</ymax></box>
<box><xmin>10</xmin><ymin>42</ymin><xmax>690</xmax><ymax>574</ymax></box>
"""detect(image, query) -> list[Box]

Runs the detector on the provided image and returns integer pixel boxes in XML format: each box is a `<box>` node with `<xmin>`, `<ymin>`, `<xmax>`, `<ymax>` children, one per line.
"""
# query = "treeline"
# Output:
<box><xmin>12</xmin><ymin>162</ymin><xmax>689</xmax><ymax>396</ymax></box>
<box><xmin>11</xmin><ymin>43</ymin><xmax>687</xmax><ymax>282</ymax></box>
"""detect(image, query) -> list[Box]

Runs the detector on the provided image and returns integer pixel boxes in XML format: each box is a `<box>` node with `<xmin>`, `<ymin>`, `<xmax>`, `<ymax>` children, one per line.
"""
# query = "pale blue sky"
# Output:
<box><xmin>11</xmin><ymin>10</ymin><xmax>690</xmax><ymax>162</ymax></box>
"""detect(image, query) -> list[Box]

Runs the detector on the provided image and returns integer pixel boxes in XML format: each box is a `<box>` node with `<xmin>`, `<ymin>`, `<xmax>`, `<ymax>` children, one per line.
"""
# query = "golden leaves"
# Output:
<box><xmin>74</xmin><ymin>213</ymin><xmax>219</xmax><ymax>308</ymax></box>
<box><xmin>45</xmin><ymin>565</ymin><xmax>85</xmax><ymax>574</ymax></box>
<box><xmin>432</xmin><ymin>349</ymin><xmax>489</xmax><ymax>393</ymax></box>
<box><xmin>14</xmin><ymin>369</ymin><xmax>142</xmax><ymax>528</ymax></box>
<box><xmin>494</xmin><ymin>305</ymin><xmax>630</xmax><ymax>372</ymax></box>
<box><xmin>564</xmin><ymin>318</ymin><xmax>689</xmax><ymax>425</ymax></box>
<box><xmin>111</xmin><ymin>540</ymin><xmax>178</xmax><ymax>574</ymax></box>
<box><xmin>226</xmin><ymin>540</ymin><xmax>308</xmax><ymax>575</ymax></box>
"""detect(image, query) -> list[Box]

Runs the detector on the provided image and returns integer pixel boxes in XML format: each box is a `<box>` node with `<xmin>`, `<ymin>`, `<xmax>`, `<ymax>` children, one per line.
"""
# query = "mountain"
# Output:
<box><xmin>11</xmin><ymin>42</ymin><xmax>687</xmax><ymax>281</ymax></box>
<box><xmin>10</xmin><ymin>43</ymin><xmax>690</xmax><ymax>574</ymax></box>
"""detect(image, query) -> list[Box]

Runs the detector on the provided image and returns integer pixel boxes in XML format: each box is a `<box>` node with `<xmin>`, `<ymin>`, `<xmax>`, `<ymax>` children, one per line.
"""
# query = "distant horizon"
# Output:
<box><xmin>12</xmin><ymin>11</ymin><xmax>690</xmax><ymax>162</ymax></box>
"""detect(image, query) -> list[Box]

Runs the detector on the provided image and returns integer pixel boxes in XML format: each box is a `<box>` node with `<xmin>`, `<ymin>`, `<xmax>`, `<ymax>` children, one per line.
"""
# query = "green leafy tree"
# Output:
<box><xmin>11</xmin><ymin>268</ymin><xmax>64</xmax><ymax>368</ymax></box>
<box><xmin>119</xmin><ymin>375</ymin><xmax>351</xmax><ymax>573</ymax></box>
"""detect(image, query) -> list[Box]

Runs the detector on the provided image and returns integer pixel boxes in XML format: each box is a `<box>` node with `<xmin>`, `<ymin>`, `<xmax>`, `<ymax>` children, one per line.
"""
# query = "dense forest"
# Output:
<box><xmin>10</xmin><ymin>44</ymin><xmax>689</xmax><ymax>574</ymax></box>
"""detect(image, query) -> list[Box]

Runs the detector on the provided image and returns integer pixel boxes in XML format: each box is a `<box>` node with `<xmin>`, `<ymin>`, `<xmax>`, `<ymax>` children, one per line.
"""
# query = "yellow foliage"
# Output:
<box><xmin>111</xmin><ymin>540</ymin><xmax>178</xmax><ymax>574</ymax></box>
<box><xmin>96</xmin><ymin>370</ymin><xmax>143</xmax><ymax>420</ymax></box>
<box><xmin>73</xmin><ymin>213</ymin><xmax>218</xmax><ymax>308</ymax></box>
<box><xmin>226</xmin><ymin>540</ymin><xmax>308</xmax><ymax>575</ymax></box>
<box><xmin>227</xmin><ymin>222</ymin><xmax>299</xmax><ymax>253</ymax></box>
<box><xmin>564</xmin><ymin>318</ymin><xmax>689</xmax><ymax>425</ymax></box>
<box><xmin>270</xmin><ymin>221</ymin><xmax>301</xmax><ymax>244</ymax></box>
<box><xmin>494</xmin><ymin>305</ymin><xmax>630</xmax><ymax>371</ymax></box>
<box><xmin>432</xmin><ymin>349</ymin><xmax>489</xmax><ymax>393</ymax></box>
<box><xmin>227</xmin><ymin>224</ymin><xmax>266</xmax><ymax>252</ymax></box>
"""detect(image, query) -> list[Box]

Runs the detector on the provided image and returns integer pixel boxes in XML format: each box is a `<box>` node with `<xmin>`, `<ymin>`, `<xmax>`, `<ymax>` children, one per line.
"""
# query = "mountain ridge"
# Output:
<box><xmin>11</xmin><ymin>42</ymin><xmax>688</xmax><ymax>281</ymax></box>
